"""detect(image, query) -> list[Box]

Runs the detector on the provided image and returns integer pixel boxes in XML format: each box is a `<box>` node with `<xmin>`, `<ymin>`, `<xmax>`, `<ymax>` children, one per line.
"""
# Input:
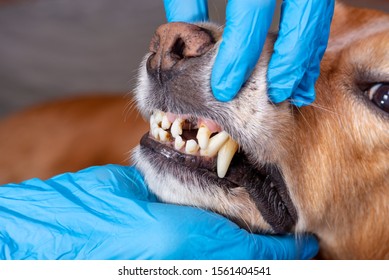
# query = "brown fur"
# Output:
<box><xmin>284</xmin><ymin>4</ymin><xmax>389</xmax><ymax>258</ymax></box>
<box><xmin>0</xmin><ymin>94</ymin><xmax>148</xmax><ymax>183</ymax></box>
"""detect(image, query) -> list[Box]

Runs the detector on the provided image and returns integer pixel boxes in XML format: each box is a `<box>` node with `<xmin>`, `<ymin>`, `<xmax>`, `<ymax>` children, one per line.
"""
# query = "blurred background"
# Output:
<box><xmin>1</xmin><ymin>0</ymin><xmax>389</xmax><ymax>118</ymax></box>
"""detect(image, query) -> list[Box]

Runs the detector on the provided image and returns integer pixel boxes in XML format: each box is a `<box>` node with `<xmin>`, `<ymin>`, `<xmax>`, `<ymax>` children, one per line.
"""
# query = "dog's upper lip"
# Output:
<box><xmin>140</xmin><ymin>133</ymin><xmax>298</xmax><ymax>233</ymax></box>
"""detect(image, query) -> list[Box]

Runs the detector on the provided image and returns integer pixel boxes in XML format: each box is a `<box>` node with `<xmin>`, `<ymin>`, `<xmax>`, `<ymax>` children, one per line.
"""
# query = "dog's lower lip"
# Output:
<box><xmin>139</xmin><ymin>133</ymin><xmax>298</xmax><ymax>233</ymax></box>
<box><xmin>140</xmin><ymin>132</ymin><xmax>217</xmax><ymax>172</ymax></box>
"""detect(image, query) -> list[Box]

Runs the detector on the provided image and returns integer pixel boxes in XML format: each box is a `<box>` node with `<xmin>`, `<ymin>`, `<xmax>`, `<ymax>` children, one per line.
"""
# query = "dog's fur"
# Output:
<box><xmin>0</xmin><ymin>3</ymin><xmax>388</xmax><ymax>259</ymax></box>
<box><xmin>0</xmin><ymin>94</ymin><xmax>148</xmax><ymax>183</ymax></box>
<box><xmin>133</xmin><ymin>3</ymin><xmax>389</xmax><ymax>259</ymax></box>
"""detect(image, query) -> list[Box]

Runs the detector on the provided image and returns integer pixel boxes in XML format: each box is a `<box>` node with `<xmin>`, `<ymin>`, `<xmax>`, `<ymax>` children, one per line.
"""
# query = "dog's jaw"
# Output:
<box><xmin>132</xmin><ymin>147</ymin><xmax>272</xmax><ymax>232</ymax></box>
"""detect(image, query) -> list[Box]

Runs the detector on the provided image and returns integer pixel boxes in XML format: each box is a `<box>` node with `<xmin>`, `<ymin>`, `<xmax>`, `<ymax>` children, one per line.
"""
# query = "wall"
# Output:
<box><xmin>0</xmin><ymin>0</ymin><xmax>388</xmax><ymax>117</ymax></box>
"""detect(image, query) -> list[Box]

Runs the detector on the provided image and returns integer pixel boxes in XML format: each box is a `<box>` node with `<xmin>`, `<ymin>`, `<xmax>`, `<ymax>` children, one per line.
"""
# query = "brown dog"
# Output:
<box><xmin>0</xmin><ymin>94</ymin><xmax>148</xmax><ymax>184</ymax></box>
<box><xmin>0</xmin><ymin>3</ymin><xmax>388</xmax><ymax>259</ymax></box>
<box><xmin>133</xmin><ymin>3</ymin><xmax>389</xmax><ymax>259</ymax></box>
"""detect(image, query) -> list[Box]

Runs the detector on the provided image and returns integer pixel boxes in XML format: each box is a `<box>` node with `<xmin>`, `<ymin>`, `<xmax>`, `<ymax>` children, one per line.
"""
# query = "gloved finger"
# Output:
<box><xmin>163</xmin><ymin>0</ymin><xmax>209</xmax><ymax>23</ymax></box>
<box><xmin>211</xmin><ymin>0</ymin><xmax>276</xmax><ymax>102</ymax></box>
<box><xmin>291</xmin><ymin>0</ymin><xmax>335</xmax><ymax>107</ymax></box>
<box><xmin>267</xmin><ymin>0</ymin><xmax>334</xmax><ymax>106</ymax></box>
<box><xmin>50</xmin><ymin>164</ymin><xmax>157</xmax><ymax>202</ymax></box>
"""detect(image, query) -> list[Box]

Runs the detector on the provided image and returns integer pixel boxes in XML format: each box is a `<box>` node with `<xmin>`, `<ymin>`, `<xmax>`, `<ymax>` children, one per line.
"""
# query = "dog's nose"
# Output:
<box><xmin>147</xmin><ymin>22</ymin><xmax>214</xmax><ymax>73</ymax></box>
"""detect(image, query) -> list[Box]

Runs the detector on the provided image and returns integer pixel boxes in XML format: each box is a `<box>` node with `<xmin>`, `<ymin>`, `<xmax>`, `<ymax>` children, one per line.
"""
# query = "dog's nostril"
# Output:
<box><xmin>171</xmin><ymin>38</ymin><xmax>185</xmax><ymax>60</ymax></box>
<box><xmin>147</xmin><ymin>22</ymin><xmax>215</xmax><ymax>73</ymax></box>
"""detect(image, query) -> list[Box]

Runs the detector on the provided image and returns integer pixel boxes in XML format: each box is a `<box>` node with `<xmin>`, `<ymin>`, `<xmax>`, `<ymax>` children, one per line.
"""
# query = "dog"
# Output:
<box><xmin>0</xmin><ymin>94</ymin><xmax>148</xmax><ymax>184</ymax></box>
<box><xmin>132</xmin><ymin>2</ymin><xmax>389</xmax><ymax>259</ymax></box>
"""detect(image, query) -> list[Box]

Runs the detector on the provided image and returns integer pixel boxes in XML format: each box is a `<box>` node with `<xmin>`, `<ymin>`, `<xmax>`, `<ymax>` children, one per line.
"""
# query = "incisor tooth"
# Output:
<box><xmin>217</xmin><ymin>138</ymin><xmax>239</xmax><ymax>178</ymax></box>
<box><xmin>150</xmin><ymin>120</ymin><xmax>159</xmax><ymax>130</ymax></box>
<box><xmin>200</xmin><ymin>131</ymin><xmax>229</xmax><ymax>157</ymax></box>
<box><xmin>161</xmin><ymin>115</ymin><xmax>171</xmax><ymax>130</ymax></box>
<box><xmin>174</xmin><ymin>135</ymin><xmax>185</xmax><ymax>150</ymax></box>
<box><xmin>154</xmin><ymin>111</ymin><xmax>164</xmax><ymax>125</ymax></box>
<box><xmin>150</xmin><ymin>114</ymin><xmax>156</xmax><ymax>127</ymax></box>
<box><xmin>185</xmin><ymin>139</ymin><xmax>199</xmax><ymax>154</ymax></box>
<box><xmin>151</xmin><ymin>127</ymin><xmax>160</xmax><ymax>140</ymax></box>
<box><xmin>158</xmin><ymin>128</ymin><xmax>170</xmax><ymax>142</ymax></box>
<box><xmin>196</xmin><ymin>125</ymin><xmax>212</xmax><ymax>150</ymax></box>
<box><xmin>171</xmin><ymin>118</ymin><xmax>183</xmax><ymax>138</ymax></box>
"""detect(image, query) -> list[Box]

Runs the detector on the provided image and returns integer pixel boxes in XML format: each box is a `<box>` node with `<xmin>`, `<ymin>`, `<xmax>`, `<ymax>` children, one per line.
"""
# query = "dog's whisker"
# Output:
<box><xmin>290</xmin><ymin>98</ymin><xmax>340</xmax><ymax>116</ymax></box>
<box><xmin>123</xmin><ymin>98</ymin><xmax>141</xmax><ymax>122</ymax></box>
<box><xmin>293</xmin><ymin>105</ymin><xmax>320</xmax><ymax>139</ymax></box>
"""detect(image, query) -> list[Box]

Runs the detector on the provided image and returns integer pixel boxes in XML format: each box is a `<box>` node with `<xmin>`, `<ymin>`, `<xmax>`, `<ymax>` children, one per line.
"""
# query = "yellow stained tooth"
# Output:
<box><xmin>174</xmin><ymin>135</ymin><xmax>185</xmax><ymax>150</ymax></box>
<box><xmin>171</xmin><ymin>118</ymin><xmax>183</xmax><ymax>138</ymax></box>
<box><xmin>196</xmin><ymin>125</ymin><xmax>211</xmax><ymax>150</ymax></box>
<box><xmin>161</xmin><ymin>115</ymin><xmax>171</xmax><ymax>130</ymax></box>
<box><xmin>217</xmin><ymin>138</ymin><xmax>239</xmax><ymax>178</ymax></box>
<box><xmin>158</xmin><ymin>128</ymin><xmax>170</xmax><ymax>142</ymax></box>
<box><xmin>200</xmin><ymin>131</ymin><xmax>229</xmax><ymax>157</ymax></box>
<box><xmin>185</xmin><ymin>139</ymin><xmax>199</xmax><ymax>155</ymax></box>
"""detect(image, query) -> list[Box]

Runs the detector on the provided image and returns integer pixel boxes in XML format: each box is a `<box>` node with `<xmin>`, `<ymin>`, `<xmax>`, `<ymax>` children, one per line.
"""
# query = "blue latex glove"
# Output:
<box><xmin>0</xmin><ymin>164</ymin><xmax>318</xmax><ymax>259</ymax></box>
<box><xmin>163</xmin><ymin>0</ymin><xmax>335</xmax><ymax>107</ymax></box>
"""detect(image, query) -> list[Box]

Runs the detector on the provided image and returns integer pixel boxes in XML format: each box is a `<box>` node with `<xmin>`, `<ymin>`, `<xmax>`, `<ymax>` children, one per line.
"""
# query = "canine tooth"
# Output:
<box><xmin>158</xmin><ymin>128</ymin><xmax>170</xmax><ymax>142</ymax></box>
<box><xmin>217</xmin><ymin>138</ymin><xmax>239</xmax><ymax>178</ymax></box>
<box><xmin>185</xmin><ymin>139</ymin><xmax>199</xmax><ymax>154</ymax></box>
<box><xmin>196</xmin><ymin>125</ymin><xmax>211</xmax><ymax>150</ymax></box>
<box><xmin>171</xmin><ymin>118</ymin><xmax>183</xmax><ymax>138</ymax></box>
<box><xmin>200</xmin><ymin>131</ymin><xmax>229</xmax><ymax>157</ymax></box>
<box><xmin>174</xmin><ymin>135</ymin><xmax>185</xmax><ymax>150</ymax></box>
<box><xmin>161</xmin><ymin>115</ymin><xmax>172</xmax><ymax>130</ymax></box>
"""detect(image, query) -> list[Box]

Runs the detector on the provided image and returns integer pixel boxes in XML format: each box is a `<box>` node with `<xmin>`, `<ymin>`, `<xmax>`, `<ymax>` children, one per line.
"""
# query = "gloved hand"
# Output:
<box><xmin>0</xmin><ymin>164</ymin><xmax>318</xmax><ymax>260</ymax></box>
<box><xmin>163</xmin><ymin>0</ymin><xmax>335</xmax><ymax>107</ymax></box>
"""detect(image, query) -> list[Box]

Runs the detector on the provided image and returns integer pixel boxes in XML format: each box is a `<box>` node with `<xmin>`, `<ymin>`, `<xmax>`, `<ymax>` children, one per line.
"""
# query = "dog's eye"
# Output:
<box><xmin>367</xmin><ymin>83</ymin><xmax>389</xmax><ymax>113</ymax></box>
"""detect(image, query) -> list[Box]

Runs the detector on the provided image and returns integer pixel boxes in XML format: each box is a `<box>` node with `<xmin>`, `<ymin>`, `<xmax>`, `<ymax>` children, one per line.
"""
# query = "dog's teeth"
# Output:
<box><xmin>171</xmin><ymin>118</ymin><xmax>183</xmax><ymax>138</ymax></box>
<box><xmin>151</xmin><ymin>127</ymin><xmax>160</xmax><ymax>140</ymax></box>
<box><xmin>174</xmin><ymin>135</ymin><xmax>185</xmax><ymax>150</ymax></box>
<box><xmin>185</xmin><ymin>139</ymin><xmax>199</xmax><ymax>155</ymax></box>
<box><xmin>158</xmin><ymin>128</ymin><xmax>170</xmax><ymax>142</ymax></box>
<box><xmin>200</xmin><ymin>131</ymin><xmax>229</xmax><ymax>157</ymax></box>
<box><xmin>217</xmin><ymin>138</ymin><xmax>238</xmax><ymax>178</ymax></box>
<box><xmin>161</xmin><ymin>115</ymin><xmax>171</xmax><ymax>130</ymax></box>
<box><xmin>150</xmin><ymin>114</ymin><xmax>156</xmax><ymax>127</ymax></box>
<box><xmin>154</xmin><ymin>111</ymin><xmax>164</xmax><ymax>125</ymax></box>
<box><xmin>196</xmin><ymin>124</ymin><xmax>211</xmax><ymax>150</ymax></box>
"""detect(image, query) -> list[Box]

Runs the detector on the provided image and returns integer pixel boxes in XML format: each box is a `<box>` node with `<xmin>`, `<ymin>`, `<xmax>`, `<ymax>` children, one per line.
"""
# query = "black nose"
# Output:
<box><xmin>147</xmin><ymin>22</ymin><xmax>214</xmax><ymax>76</ymax></box>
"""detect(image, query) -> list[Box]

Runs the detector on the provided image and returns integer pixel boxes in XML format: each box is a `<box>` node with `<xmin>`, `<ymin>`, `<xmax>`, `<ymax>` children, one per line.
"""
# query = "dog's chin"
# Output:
<box><xmin>135</xmin><ymin>132</ymin><xmax>298</xmax><ymax>234</ymax></box>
